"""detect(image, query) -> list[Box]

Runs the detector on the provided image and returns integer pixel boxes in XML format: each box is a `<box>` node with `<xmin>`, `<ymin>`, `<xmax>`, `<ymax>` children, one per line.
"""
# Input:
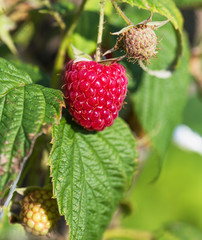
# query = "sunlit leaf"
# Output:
<box><xmin>50</xmin><ymin>117</ymin><xmax>137</xmax><ymax>240</ymax></box>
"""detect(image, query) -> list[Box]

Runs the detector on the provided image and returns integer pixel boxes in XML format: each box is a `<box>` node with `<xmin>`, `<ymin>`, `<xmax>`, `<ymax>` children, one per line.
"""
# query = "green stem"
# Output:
<box><xmin>103</xmin><ymin>228</ymin><xmax>154</xmax><ymax>240</ymax></box>
<box><xmin>43</xmin><ymin>0</ymin><xmax>66</xmax><ymax>30</ymax></box>
<box><xmin>51</xmin><ymin>0</ymin><xmax>87</xmax><ymax>89</ymax></box>
<box><xmin>110</xmin><ymin>0</ymin><xmax>133</xmax><ymax>25</ymax></box>
<box><xmin>95</xmin><ymin>0</ymin><xmax>106</xmax><ymax>62</ymax></box>
<box><xmin>51</xmin><ymin>10</ymin><xmax>66</xmax><ymax>30</ymax></box>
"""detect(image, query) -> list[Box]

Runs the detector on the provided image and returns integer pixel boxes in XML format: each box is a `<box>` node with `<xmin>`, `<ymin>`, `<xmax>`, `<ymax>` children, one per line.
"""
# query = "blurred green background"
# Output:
<box><xmin>119</xmin><ymin>90</ymin><xmax>202</xmax><ymax>237</ymax></box>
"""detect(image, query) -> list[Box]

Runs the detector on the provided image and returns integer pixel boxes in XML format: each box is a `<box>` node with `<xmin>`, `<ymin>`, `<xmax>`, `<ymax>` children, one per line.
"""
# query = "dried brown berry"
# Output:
<box><xmin>123</xmin><ymin>25</ymin><xmax>157</xmax><ymax>61</ymax></box>
<box><xmin>104</xmin><ymin>14</ymin><xmax>170</xmax><ymax>63</ymax></box>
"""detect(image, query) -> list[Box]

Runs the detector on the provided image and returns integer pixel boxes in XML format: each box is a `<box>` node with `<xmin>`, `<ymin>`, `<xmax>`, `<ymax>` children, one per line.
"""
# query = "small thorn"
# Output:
<box><xmin>61</xmin><ymin>84</ymin><xmax>66</xmax><ymax>89</ymax></box>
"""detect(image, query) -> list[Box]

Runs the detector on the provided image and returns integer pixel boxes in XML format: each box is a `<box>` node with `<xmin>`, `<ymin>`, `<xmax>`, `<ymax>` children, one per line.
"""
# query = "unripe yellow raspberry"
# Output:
<box><xmin>20</xmin><ymin>189</ymin><xmax>59</xmax><ymax>236</ymax></box>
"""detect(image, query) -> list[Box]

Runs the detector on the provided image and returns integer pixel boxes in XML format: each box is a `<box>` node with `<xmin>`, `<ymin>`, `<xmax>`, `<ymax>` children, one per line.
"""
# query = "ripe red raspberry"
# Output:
<box><xmin>20</xmin><ymin>189</ymin><xmax>59</xmax><ymax>236</ymax></box>
<box><xmin>63</xmin><ymin>60</ymin><xmax>128</xmax><ymax>131</ymax></box>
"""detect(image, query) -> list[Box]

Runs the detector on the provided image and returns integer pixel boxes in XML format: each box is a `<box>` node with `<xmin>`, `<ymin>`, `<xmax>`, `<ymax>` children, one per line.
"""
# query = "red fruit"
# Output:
<box><xmin>63</xmin><ymin>60</ymin><xmax>128</xmax><ymax>131</ymax></box>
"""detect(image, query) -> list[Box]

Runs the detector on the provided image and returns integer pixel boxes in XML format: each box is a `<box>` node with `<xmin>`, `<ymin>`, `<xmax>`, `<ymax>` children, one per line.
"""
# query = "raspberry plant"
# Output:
<box><xmin>0</xmin><ymin>0</ymin><xmax>197</xmax><ymax>239</ymax></box>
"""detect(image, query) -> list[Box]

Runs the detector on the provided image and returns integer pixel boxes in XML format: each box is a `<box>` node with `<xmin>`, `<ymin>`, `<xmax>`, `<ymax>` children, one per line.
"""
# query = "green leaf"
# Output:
<box><xmin>14</xmin><ymin>22</ymin><xmax>34</xmax><ymax>47</ymax></box>
<box><xmin>11</xmin><ymin>59</ymin><xmax>50</xmax><ymax>86</ymax></box>
<box><xmin>0</xmin><ymin>58</ymin><xmax>64</xmax><ymax>198</ymax></box>
<box><xmin>183</xmin><ymin>93</ymin><xmax>202</xmax><ymax>135</ymax></box>
<box><xmin>120</xmin><ymin>0</ymin><xmax>183</xmax><ymax>31</ymax></box>
<box><xmin>49</xmin><ymin>117</ymin><xmax>137</xmax><ymax>240</ymax></box>
<box><xmin>52</xmin><ymin>0</ymin><xmax>75</xmax><ymax>14</ymax></box>
<box><xmin>69</xmin><ymin>0</ymin><xmax>113</xmax><ymax>57</ymax></box>
<box><xmin>0</xmin><ymin>12</ymin><xmax>17</xmax><ymax>55</ymax></box>
<box><xmin>129</xmin><ymin>26</ymin><xmax>191</xmax><ymax>158</ymax></box>
<box><xmin>174</xmin><ymin>0</ymin><xmax>202</xmax><ymax>8</ymax></box>
<box><xmin>69</xmin><ymin>11</ymin><xmax>98</xmax><ymax>57</ymax></box>
<box><xmin>119</xmin><ymin>0</ymin><xmax>183</xmax><ymax>67</ymax></box>
<box><xmin>70</xmin><ymin>45</ymin><xmax>93</xmax><ymax>62</ymax></box>
<box><xmin>85</xmin><ymin>0</ymin><xmax>113</xmax><ymax>13</ymax></box>
<box><xmin>0</xmin><ymin>208</ymin><xmax>27</xmax><ymax>240</ymax></box>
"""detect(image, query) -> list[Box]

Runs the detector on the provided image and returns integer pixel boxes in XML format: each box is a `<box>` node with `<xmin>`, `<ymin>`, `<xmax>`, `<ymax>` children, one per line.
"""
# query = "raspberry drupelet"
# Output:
<box><xmin>63</xmin><ymin>60</ymin><xmax>128</xmax><ymax>131</ymax></box>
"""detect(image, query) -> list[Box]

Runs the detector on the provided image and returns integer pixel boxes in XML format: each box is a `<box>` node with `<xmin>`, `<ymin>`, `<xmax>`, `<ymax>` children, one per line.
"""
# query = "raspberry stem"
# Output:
<box><xmin>51</xmin><ymin>0</ymin><xmax>87</xmax><ymax>89</ymax></box>
<box><xmin>110</xmin><ymin>0</ymin><xmax>133</xmax><ymax>26</ymax></box>
<box><xmin>95</xmin><ymin>0</ymin><xmax>106</xmax><ymax>62</ymax></box>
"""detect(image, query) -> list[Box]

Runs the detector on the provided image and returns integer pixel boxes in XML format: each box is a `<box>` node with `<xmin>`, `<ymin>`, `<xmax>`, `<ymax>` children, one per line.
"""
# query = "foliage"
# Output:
<box><xmin>0</xmin><ymin>0</ymin><xmax>200</xmax><ymax>239</ymax></box>
<box><xmin>0</xmin><ymin>207</ymin><xmax>27</xmax><ymax>240</ymax></box>
<box><xmin>50</xmin><ymin>118</ymin><xmax>137</xmax><ymax>240</ymax></box>
<box><xmin>0</xmin><ymin>58</ymin><xmax>64</xmax><ymax>197</ymax></box>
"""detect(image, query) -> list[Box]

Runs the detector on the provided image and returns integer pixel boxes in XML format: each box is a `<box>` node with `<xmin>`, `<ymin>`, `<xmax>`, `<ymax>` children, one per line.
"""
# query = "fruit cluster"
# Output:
<box><xmin>63</xmin><ymin>60</ymin><xmax>128</xmax><ymax>131</ymax></box>
<box><xmin>20</xmin><ymin>189</ymin><xmax>59</xmax><ymax>236</ymax></box>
